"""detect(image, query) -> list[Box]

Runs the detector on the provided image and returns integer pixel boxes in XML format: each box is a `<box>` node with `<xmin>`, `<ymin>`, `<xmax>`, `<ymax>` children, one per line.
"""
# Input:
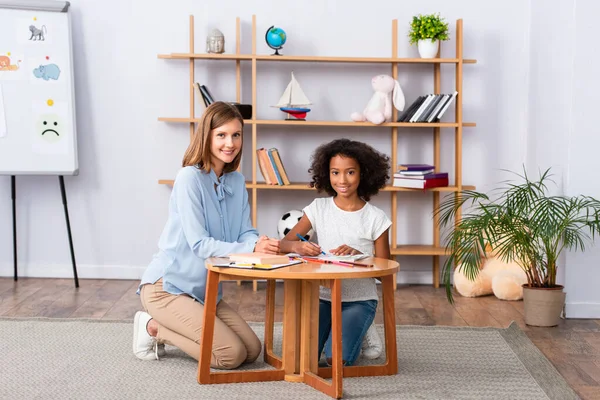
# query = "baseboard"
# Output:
<box><xmin>0</xmin><ymin>263</ymin><xmax>145</xmax><ymax>280</ymax></box>
<box><xmin>565</xmin><ymin>302</ymin><xmax>600</xmax><ymax>319</ymax></box>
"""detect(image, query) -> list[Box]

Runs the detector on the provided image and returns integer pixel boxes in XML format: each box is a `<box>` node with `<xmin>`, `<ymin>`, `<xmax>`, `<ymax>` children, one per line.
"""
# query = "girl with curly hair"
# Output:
<box><xmin>280</xmin><ymin>138</ymin><xmax>391</xmax><ymax>365</ymax></box>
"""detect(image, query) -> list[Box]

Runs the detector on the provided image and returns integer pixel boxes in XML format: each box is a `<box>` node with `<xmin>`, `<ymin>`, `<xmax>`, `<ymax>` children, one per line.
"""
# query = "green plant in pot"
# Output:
<box><xmin>408</xmin><ymin>13</ymin><xmax>450</xmax><ymax>59</ymax></box>
<box><xmin>436</xmin><ymin>168</ymin><xmax>600</xmax><ymax>327</ymax></box>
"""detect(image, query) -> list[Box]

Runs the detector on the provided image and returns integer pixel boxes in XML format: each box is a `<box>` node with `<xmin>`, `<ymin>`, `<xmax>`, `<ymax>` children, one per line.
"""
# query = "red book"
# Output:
<box><xmin>392</xmin><ymin>177</ymin><xmax>449</xmax><ymax>189</ymax></box>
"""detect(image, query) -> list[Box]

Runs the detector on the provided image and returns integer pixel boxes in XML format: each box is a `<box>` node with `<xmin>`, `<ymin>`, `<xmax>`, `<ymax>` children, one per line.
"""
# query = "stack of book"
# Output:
<box><xmin>257</xmin><ymin>148</ymin><xmax>290</xmax><ymax>185</ymax></box>
<box><xmin>397</xmin><ymin>91</ymin><xmax>458</xmax><ymax>123</ymax></box>
<box><xmin>393</xmin><ymin>164</ymin><xmax>449</xmax><ymax>189</ymax></box>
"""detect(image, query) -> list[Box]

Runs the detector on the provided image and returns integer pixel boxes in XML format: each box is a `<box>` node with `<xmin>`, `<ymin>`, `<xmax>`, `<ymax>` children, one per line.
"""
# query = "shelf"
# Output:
<box><xmin>159</xmin><ymin>180</ymin><xmax>475</xmax><ymax>192</ymax></box>
<box><xmin>158</xmin><ymin>117</ymin><xmax>476</xmax><ymax>128</ymax></box>
<box><xmin>254</xmin><ymin>55</ymin><xmax>477</xmax><ymax>64</ymax></box>
<box><xmin>158</xmin><ymin>53</ymin><xmax>253</xmax><ymax>60</ymax></box>
<box><xmin>157</xmin><ymin>53</ymin><xmax>476</xmax><ymax>64</ymax></box>
<box><xmin>391</xmin><ymin>245</ymin><xmax>448</xmax><ymax>256</ymax></box>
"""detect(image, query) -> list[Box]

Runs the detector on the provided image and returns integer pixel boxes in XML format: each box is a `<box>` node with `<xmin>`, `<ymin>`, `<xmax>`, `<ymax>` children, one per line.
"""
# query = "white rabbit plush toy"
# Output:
<box><xmin>351</xmin><ymin>74</ymin><xmax>405</xmax><ymax>125</ymax></box>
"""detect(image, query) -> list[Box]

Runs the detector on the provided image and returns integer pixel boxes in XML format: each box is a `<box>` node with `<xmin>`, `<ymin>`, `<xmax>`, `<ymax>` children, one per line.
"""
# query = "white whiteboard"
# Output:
<box><xmin>0</xmin><ymin>1</ymin><xmax>78</xmax><ymax>175</ymax></box>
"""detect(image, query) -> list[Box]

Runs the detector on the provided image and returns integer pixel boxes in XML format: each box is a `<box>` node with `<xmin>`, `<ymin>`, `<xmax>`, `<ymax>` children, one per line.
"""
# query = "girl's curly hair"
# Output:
<box><xmin>308</xmin><ymin>139</ymin><xmax>390</xmax><ymax>201</ymax></box>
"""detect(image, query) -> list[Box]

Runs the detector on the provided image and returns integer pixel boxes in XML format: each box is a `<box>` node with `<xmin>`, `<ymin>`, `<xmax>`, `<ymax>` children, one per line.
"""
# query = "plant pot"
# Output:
<box><xmin>522</xmin><ymin>285</ymin><xmax>566</xmax><ymax>327</ymax></box>
<box><xmin>417</xmin><ymin>39</ymin><xmax>439</xmax><ymax>58</ymax></box>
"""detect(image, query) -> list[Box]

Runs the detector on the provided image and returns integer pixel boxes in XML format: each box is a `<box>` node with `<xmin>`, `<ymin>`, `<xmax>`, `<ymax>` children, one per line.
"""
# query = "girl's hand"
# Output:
<box><xmin>329</xmin><ymin>244</ymin><xmax>361</xmax><ymax>256</ymax></box>
<box><xmin>293</xmin><ymin>241</ymin><xmax>323</xmax><ymax>256</ymax></box>
<box><xmin>254</xmin><ymin>236</ymin><xmax>280</xmax><ymax>254</ymax></box>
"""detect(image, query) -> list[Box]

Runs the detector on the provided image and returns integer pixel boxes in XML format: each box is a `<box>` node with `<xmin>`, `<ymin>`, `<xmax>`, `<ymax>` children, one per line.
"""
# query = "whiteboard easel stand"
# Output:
<box><xmin>11</xmin><ymin>174</ymin><xmax>79</xmax><ymax>288</ymax></box>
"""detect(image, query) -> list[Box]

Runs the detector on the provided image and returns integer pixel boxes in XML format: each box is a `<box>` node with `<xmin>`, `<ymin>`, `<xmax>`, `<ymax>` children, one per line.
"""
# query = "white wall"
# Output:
<box><xmin>0</xmin><ymin>0</ymin><xmax>596</xmax><ymax>317</ymax></box>
<box><xmin>562</xmin><ymin>0</ymin><xmax>600</xmax><ymax>318</ymax></box>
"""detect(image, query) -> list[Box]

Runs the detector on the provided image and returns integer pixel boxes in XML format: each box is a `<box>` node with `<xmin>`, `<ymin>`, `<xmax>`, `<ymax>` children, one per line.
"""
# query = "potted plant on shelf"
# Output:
<box><xmin>408</xmin><ymin>13</ymin><xmax>450</xmax><ymax>59</ymax></box>
<box><xmin>436</xmin><ymin>168</ymin><xmax>600</xmax><ymax>327</ymax></box>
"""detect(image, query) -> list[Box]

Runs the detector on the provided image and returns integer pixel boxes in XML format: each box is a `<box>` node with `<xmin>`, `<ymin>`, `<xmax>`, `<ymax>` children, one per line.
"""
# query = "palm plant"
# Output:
<box><xmin>437</xmin><ymin>168</ymin><xmax>600</xmax><ymax>302</ymax></box>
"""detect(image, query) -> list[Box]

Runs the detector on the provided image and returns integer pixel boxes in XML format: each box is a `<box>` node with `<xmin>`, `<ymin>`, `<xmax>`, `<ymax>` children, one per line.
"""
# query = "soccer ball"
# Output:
<box><xmin>277</xmin><ymin>209</ymin><xmax>314</xmax><ymax>240</ymax></box>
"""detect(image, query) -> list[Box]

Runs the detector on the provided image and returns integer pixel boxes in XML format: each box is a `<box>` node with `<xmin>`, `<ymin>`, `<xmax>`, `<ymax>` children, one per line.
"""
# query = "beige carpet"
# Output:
<box><xmin>0</xmin><ymin>318</ymin><xmax>579</xmax><ymax>399</ymax></box>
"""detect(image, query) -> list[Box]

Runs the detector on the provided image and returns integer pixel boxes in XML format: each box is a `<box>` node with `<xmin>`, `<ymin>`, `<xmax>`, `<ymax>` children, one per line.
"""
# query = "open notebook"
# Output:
<box><xmin>211</xmin><ymin>259</ymin><xmax>303</xmax><ymax>270</ymax></box>
<box><xmin>287</xmin><ymin>253</ymin><xmax>370</xmax><ymax>262</ymax></box>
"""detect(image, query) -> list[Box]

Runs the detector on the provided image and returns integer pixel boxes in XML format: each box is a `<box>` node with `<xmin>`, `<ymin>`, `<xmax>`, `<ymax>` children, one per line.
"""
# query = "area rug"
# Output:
<box><xmin>0</xmin><ymin>318</ymin><xmax>579</xmax><ymax>400</ymax></box>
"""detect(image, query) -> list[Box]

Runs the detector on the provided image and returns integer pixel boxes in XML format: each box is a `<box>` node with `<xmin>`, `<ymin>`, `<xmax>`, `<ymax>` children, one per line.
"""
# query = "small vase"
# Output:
<box><xmin>417</xmin><ymin>39</ymin><xmax>439</xmax><ymax>59</ymax></box>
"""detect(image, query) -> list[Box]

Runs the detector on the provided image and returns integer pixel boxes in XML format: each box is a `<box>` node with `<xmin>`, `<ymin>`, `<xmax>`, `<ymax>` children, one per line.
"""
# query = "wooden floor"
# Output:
<box><xmin>1</xmin><ymin>277</ymin><xmax>599</xmax><ymax>399</ymax></box>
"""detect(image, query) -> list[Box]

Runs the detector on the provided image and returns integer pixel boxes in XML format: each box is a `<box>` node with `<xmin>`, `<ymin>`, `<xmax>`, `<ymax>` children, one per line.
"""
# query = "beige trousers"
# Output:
<box><xmin>140</xmin><ymin>279</ymin><xmax>261</xmax><ymax>370</ymax></box>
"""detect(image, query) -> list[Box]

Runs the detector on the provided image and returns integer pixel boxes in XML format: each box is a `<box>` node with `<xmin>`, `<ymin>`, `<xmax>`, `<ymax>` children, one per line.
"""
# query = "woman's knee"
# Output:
<box><xmin>244</xmin><ymin>333</ymin><xmax>262</xmax><ymax>363</ymax></box>
<box><xmin>212</xmin><ymin>340</ymin><xmax>248</xmax><ymax>370</ymax></box>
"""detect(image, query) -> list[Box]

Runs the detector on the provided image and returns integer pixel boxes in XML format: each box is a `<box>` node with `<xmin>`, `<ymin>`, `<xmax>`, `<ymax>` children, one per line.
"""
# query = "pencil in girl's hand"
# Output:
<box><xmin>295</xmin><ymin>233</ymin><xmax>326</xmax><ymax>255</ymax></box>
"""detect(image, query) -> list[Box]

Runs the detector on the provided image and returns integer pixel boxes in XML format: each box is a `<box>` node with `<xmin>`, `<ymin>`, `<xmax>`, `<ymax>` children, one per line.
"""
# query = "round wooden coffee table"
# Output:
<box><xmin>198</xmin><ymin>257</ymin><xmax>399</xmax><ymax>399</ymax></box>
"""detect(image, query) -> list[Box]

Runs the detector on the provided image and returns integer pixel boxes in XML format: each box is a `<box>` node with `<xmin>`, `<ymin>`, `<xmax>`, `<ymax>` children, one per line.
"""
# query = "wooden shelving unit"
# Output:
<box><xmin>158</xmin><ymin>15</ymin><xmax>476</xmax><ymax>290</ymax></box>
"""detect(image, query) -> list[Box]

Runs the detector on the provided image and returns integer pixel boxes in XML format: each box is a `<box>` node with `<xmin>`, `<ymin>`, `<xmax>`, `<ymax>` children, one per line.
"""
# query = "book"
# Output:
<box><xmin>304</xmin><ymin>253</ymin><xmax>369</xmax><ymax>262</ymax></box>
<box><xmin>397</xmin><ymin>169</ymin><xmax>434</xmax><ymax>176</ymax></box>
<box><xmin>229</xmin><ymin>252</ymin><xmax>291</xmax><ymax>264</ymax></box>
<box><xmin>419</xmin><ymin>95</ymin><xmax>445</xmax><ymax>122</ymax></box>
<box><xmin>266</xmin><ymin>149</ymin><xmax>284</xmax><ymax>185</ymax></box>
<box><xmin>392</xmin><ymin>176</ymin><xmax>449</xmax><ymax>189</ymax></box>
<box><xmin>394</xmin><ymin>172</ymin><xmax>448</xmax><ymax>180</ymax></box>
<box><xmin>410</xmin><ymin>94</ymin><xmax>434</xmax><ymax>122</ymax></box>
<box><xmin>195</xmin><ymin>83</ymin><xmax>209</xmax><ymax>107</ymax></box>
<box><xmin>433</xmin><ymin>91</ymin><xmax>458</xmax><ymax>121</ymax></box>
<box><xmin>427</xmin><ymin>94</ymin><xmax>449</xmax><ymax>122</ymax></box>
<box><xmin>200</xmin><ymin>85</ymin><xmax>215</xmax><ymax>104</ymax></box>
<box><xmin>397</xmin><ymin>95</ymin><xmax>425</xmax><ymax>122</ymax></box>
<box><xmin>269</xmin><ymin>148</ymin><xmax>291</xmax><ymax>185</ymax></box>
<box><xmin>397</xmin><ymin>164</ymin><xmax>435</xmax><ymax>171</ymax></box>
<box><xmin>213</xmin><ymin>259</ymin><xmax>302</xmax><ymax>270</ymax></box>
<box><xmin>257</xmin><ymin>148</ymin><xmax>278</xmax><ymax>185</ymax></box>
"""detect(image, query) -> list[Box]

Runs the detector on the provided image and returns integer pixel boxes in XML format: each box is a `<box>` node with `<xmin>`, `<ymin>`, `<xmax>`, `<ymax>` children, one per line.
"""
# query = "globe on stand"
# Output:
<box><xmin>265</xmin><ymin>26</ymin><xmax>286</xmax><ymax>56</ymax></box>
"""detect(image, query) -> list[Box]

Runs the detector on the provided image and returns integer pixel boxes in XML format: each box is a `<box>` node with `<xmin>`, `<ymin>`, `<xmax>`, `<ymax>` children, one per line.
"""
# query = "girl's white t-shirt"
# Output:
<box><xmin>303</xmin><ymin>197</ymin><xmax>392</xmax><ymax>302</ymax></box>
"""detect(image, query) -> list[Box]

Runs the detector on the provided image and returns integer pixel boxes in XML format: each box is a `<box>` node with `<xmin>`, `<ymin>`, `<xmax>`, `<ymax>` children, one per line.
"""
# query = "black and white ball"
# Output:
<box><xmin>277</xmin><ymin>210</ymin><xmax>314</xmax><ymax>240</ymax></box>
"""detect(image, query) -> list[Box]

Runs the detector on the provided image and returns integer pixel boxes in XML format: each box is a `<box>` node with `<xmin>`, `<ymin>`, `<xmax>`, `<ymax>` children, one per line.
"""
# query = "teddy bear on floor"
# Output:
<box><xmin>454</xmin><ymin>255</ymin><xmax>528</xmax><ymax>301</ymax></box>
<box><xmin>351</xmin><ymin>74</ymin><xmax>405</xmax><ymax>124</ymax></box>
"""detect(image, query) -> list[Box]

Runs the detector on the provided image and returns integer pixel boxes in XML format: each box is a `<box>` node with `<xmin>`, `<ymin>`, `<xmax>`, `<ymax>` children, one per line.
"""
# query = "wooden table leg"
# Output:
<box><xmin>303</xmin><ymin>279</ymin><xmax>343</xmax><ymax>399</ymax></box>
<box><xmin>381</xmin><ymin>274</ymin><xmax>398</xmax><ymax>374</ymax></box>
<box><xmin>198</xmin><ymin>269</ymin><xmax>219</xmax><ymax>384</ymax></box>
<box><xmin>264</xmin><ymin>279</ymin><xmax>281</xmax><ymax>368</ymax></box>
<box><xmin>300</xmin><ymin>279</ymin><xmax>319</xmax><ymax>376</ymax></box>
<box><xmin>198</xmin><ymin>272</ymin><xmax>286</xmax><ymax>384</ymax></box>
<box><xmin>283</xmin><ymin>280</ymin><xmax>301</xmax><ymax>379</ymax></box>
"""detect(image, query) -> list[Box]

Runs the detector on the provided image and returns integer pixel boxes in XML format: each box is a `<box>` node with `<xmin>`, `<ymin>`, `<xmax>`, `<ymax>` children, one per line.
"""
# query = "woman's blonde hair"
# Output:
<box><xmin>182</xmin><ymin>101</ymin><xmax>244</xmax><ymax>173</ymax></box>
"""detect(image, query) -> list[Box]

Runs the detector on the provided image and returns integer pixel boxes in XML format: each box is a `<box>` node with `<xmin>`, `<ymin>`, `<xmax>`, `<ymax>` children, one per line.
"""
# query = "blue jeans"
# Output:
<box><xmin>318</xmin><ymin>299</ymin><xmax>378</xmax><ymax>366</ymax></box>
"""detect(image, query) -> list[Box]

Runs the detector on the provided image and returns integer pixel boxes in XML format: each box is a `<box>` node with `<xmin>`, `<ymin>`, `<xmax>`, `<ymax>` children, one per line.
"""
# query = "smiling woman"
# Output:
<box><xmin>132</xmin><ymin>101</ymin><xmax>280</xmax><ymax>368</ymax></box>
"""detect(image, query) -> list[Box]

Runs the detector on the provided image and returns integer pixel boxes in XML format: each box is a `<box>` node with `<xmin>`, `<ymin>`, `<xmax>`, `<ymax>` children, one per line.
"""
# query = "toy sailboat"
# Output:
<box><xmin>273</xmin><ymin>72</ymin><xmax>312</xmax><ymax>120</ymax></box>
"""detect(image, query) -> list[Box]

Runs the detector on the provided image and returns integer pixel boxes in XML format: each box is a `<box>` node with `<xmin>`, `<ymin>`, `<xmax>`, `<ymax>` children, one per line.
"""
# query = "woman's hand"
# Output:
<box><xmin>329</xmin><ymin>244</ymin><xmax>361</xmax><ymax>256</ymax></box>
<box><xmin>254</xmin><ymin>236</ymin><xmax>280</xmax><ymax>254</ymax></box>
<box><xmin>292</xmin><ymin>240</ymin><xmax>323</xmax><ymax>256</ymax></box>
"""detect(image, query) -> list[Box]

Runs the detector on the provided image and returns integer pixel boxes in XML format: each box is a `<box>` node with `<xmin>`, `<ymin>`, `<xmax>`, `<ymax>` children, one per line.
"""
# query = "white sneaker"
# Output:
<box><xmin>361</xmin><ymin>324</ymin><xmax>383</xmax><ymax>359</ymax></box>
<box><xmin>133</xmin><ymin>311</ymin><xmax>160</xmax><ymax>360</ymax></box>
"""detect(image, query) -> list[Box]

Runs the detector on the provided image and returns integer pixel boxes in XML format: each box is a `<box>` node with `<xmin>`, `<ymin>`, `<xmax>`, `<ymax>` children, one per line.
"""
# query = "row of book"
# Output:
<box><xmin>393</xmin><ymin>164</ymin><xmax>449</xmax><ymax>189</ymax></box>
<box><xmin>257</xmin><ymin>148</ymin><xmax>291</xmax><ymax>185</ymax></box>
<box><xmin>397</xmin><ymin>91</ymin><xmax>458</xmax><ymax>123</ymax></box>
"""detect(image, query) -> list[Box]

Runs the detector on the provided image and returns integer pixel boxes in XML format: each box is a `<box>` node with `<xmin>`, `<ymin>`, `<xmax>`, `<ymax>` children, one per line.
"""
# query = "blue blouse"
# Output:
<box><xmin>140</xmin><ymin>166</ymin><xmax>258</xmax><ymax>303</ymax></box>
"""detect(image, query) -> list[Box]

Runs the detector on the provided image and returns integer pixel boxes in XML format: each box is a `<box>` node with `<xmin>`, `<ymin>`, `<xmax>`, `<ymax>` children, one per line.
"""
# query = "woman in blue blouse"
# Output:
<box><xmin>133</xmin><ymin>102</ymin><xmax>280</xmax><ymax>369</ymax></box>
